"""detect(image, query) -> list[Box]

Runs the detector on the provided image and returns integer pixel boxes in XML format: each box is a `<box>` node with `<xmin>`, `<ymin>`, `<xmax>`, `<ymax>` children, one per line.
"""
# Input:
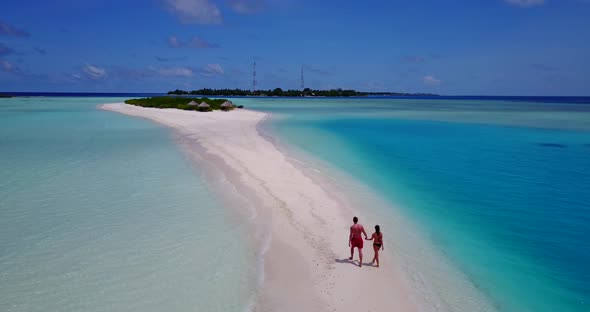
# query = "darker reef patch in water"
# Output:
<box><xmin>537</xmin><ymin>143</ymin><xmax>567</xmax><ymax>148</ymax></box>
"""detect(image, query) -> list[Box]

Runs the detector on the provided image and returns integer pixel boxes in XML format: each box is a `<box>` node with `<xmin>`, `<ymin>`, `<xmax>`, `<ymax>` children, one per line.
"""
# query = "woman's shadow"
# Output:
<box><xmin>334</xmin><ymin>258</ymin><xmax>376</xmax><ymax>267</ymax></box>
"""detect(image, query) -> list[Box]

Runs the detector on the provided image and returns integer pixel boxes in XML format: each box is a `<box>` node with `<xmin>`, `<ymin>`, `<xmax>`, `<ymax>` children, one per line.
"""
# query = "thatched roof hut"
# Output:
<box><xmin>220</xmin><ymin>101</ymin><xmax>234</xmax><ymax>111</ymax></box>
<box><xmin>187</xmin><ymin>100</ymin><xmax>198</xmax><ymax>106</ymax></box>
<box><xmin>198</xmin><ymin>102</ymin><xmax>211</xmax><ymax>111</ymax></box>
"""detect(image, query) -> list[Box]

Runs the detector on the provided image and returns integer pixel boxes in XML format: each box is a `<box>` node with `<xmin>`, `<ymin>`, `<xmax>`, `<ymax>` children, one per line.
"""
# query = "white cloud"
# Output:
<box><xmin>82</xmin><ymin>64</ymin><xmax>107</xmax><ymax>79</ymax></box>
<box><xmin>531</xmin><ymin>63</ymin><xmax>558</xmax><ymax>71</ymax></box>
<box><xmin>226</xmin><ymin>0</ymin><xmax>266</xmax><ymax>14</ymax></box>
<box><xmin>0</xmin><ymin>20</ymin><xmax>30</xmax><ymax>37</ymax></box>
<box><xmin>0</xmin><ymin>43</ymin><xmax>15</xmax><ymax>55</ymax></box>
<box><xmin>168</xmin><ymin>36</ymin><xmax>181</xmax><ymax>48</ymax></box>
<box><xmin>164</xmin><ymin>0</ymin><xmax>223</xmax><ymax>24</ymax></box>
<box><xmin>156</xmin><ymin>55</ymin><xmax>188</xmax><ymax>62</ymax></box>
<box><xmin>187</xmin><ymin>37</ymin><xmax>218</xmax><ymax>48</ymax></box>
<box><xmin>157</xmin><ymin>66</ymin><xmax>194</xmax><ymax>77</ymax></box>
<box><xmin>402</xmin><ymin>55</ymin><xmax>425</xmax><ymax>63</ymax></box>
<box><xmin>0</xmin><ymin>60</ymin><xmax>15</xmax><ymax>72</ymax></box>
<box><xmin>423</xmin><ymin>75</ymin><xmax>442</xmax><ymax>85</ymax></box>
<box><xmin>202</xmin><ymin>63</ymin><xmax>224</xmax><ymax>76</ymax></box>
<box><xmin>34</xmin><ymin>47</ymin><xmax>48</xmax><ymax>55</ymax></box>
<box><xmin>304</xmin><ymin>64</ymin><xmax>334</xmax><ymax>76</ymax></box>
<box><xmin>168</xmin><ymin>35</ymin><xmax>218</xmax><ymax>48</ymax></box>
<box><xmin>504</xmin><ymin>0</ymin><xmax>545</xmax><ymax>7</ymax></box>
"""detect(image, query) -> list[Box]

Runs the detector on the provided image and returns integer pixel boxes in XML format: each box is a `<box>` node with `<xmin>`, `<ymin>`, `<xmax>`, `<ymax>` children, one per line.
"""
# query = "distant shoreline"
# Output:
<box><xmin>168</xmin><ymin>88</ymin><xmax>439</xmax><ymax>97</ymax></box>
<box><xmin>2</xmin><ymin>93</ymin><xmax>590</xmax><ymax>104</ymax></box>
<box><xmin>164</xmin><ymin>94</ymin><xmax>590</xmax><ymax>105</ymax></box>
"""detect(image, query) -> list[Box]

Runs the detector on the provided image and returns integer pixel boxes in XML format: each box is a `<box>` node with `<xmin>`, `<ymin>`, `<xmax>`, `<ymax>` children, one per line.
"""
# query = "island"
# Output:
<box><xmin>168</xmin><ymin>88</ymin><xmax>438</xmax><ymax>97</ymax></box>
<box><xmin>125</xmin><ymin>97</ymin><xmax>243</xmax><ymax>112</ymax></box>
<box><xmin>0</xmin><ymin>94</ymin><xmax>15</xmax><ymax>98</ymax></box>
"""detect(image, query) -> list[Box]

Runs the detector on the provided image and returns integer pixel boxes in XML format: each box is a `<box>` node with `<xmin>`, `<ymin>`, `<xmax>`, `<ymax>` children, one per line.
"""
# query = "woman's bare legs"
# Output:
<box><xmin>372</xmin><ymin>245</ymin><xmax>380</xmax><ymax>267</ymax></box>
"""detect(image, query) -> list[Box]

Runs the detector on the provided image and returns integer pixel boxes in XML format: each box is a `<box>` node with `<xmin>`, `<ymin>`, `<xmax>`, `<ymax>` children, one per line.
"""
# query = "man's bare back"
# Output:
<box><xmin>350</xmin><ymin>223</ymin><xmax>365</xmax><ymax>239</ymax></box>
<box><xmin>349</xmin><ymin>216</ymin><xmax>368</xmax><ymax>267</ymax></box>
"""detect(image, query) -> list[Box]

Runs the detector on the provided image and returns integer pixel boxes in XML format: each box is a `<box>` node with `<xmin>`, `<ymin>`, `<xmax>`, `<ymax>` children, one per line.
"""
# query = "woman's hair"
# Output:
<box><xmin>375</xmin><ymin>225</ymin><xmax>380</xmax><ymax>234</ymax></box>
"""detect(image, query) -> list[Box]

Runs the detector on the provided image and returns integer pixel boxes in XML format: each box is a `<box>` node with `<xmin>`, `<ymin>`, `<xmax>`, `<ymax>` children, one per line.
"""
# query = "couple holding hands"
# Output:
<box><xmin>348</xmin><ymin>216</ymin><xmax>384</xmax><ymax>267</ymax></box>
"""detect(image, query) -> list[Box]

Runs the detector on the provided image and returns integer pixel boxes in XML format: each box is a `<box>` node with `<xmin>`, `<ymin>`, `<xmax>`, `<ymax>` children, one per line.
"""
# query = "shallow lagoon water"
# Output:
<box><xmin>0</xmin><ymin>97</ymin><xmax>256</xmax><ymax>312</ymax></box>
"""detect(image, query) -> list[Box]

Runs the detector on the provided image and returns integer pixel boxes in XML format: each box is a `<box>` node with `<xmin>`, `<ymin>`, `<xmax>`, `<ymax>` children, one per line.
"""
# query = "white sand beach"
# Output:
<box><xmin>100</xmin><ymin>103</ymin><xmax>419</xmax><ymax>311</ymax></box>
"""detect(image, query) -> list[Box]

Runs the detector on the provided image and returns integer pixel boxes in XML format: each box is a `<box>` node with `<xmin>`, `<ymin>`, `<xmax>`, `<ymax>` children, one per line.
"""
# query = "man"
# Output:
<box><xmin>348</xmin><ymin>216</ymin><xmax>368</xmax><ymax>267</ymax></box>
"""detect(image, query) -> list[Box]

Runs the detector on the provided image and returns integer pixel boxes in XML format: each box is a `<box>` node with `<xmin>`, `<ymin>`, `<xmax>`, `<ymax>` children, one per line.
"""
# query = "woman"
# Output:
<box><xmin>366</xmin><ymin>225</ymin><xmax>384</xmax><ymax>267</ymax></box>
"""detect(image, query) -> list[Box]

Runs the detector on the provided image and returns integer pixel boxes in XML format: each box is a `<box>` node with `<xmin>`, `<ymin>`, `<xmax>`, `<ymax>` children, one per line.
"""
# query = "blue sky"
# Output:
<box><xmin>0</xmin><ymin>0</ymin><xmax>589</xmax><ymax>95</ymax></box>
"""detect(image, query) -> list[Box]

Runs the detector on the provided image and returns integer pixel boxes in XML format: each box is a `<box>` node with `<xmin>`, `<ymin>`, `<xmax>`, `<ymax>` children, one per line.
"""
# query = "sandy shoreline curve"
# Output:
<box><xmin>99</xmin><ymin>103</ymin><xmax>419</xmax><ymax>311</ymax></box>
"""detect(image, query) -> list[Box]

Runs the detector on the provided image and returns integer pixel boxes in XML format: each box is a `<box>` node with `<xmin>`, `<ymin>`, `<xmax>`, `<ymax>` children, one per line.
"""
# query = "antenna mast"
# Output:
<box><xmin>252</xmin><ymin>61</ymin><xmax>257</xmax><ymax>93</ymax></box>
<box><xmin>300</xmin><ymin>65</ymin><xmax>305</xmax><ymax>91</ymax></box>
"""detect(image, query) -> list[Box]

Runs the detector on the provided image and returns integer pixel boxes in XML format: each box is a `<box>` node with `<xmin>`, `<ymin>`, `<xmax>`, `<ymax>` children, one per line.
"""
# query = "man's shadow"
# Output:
<box><xmin>334</xmin><ymin>258</ymin><xmax>376</xmax><ymax>267</ymax></box>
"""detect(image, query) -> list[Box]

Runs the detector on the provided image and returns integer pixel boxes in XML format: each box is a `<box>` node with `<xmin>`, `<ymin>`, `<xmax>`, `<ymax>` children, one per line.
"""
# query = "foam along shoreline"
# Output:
<box><xmin>99</xmin><ymin>103</ymin><xmax>491</xmax><ymax>312</ymax></box>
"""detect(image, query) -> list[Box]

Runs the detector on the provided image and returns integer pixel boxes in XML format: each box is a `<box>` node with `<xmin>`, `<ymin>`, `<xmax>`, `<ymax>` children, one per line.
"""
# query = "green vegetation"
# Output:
<box><xmin>124</xmin><ymin>97</ymin><xmax>238</xmax><ymax>112</ymax></box>
<box><xmin>168</xmin><ymin>88</ymin><xmax>438</xmax><ymax>97</ymax></box>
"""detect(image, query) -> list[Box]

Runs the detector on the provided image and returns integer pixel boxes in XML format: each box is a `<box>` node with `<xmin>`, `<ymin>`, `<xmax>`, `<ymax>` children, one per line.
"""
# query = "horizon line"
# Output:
<box><xmin>2</xmin><ymin>91</ymin><xmax>590</xmax><ymax>98</ymax></box>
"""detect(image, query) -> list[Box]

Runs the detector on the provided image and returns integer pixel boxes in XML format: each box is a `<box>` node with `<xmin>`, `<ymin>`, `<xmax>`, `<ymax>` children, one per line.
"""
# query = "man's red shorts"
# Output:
<box><xmin>351</xmin><ymin>236</ymin><xmax>364</xmax><ymax>249</ymax></box>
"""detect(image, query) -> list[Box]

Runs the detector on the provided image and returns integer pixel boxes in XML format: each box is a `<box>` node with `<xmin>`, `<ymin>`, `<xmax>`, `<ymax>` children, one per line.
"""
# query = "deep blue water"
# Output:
<box><xmin>364</xmin><ymin>95</ymin><xmax>590</xmax><ymax>104</ymax></box>
<box><xmin>242</xmin><ymin>97</ymin><xmax>590</xmax><ymax>311</ymax></box>
<box><xmin>316</xmin><ymin>118</ymin><xmax>590</xmax><ymax>310</ymax></box>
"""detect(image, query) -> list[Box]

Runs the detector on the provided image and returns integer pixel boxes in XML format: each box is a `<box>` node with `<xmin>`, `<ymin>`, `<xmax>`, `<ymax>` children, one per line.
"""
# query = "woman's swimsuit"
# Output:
<box><xmin>373</xmin><ymin>233</ymin><xmax>383</xmax><ymax>248</ymax></box>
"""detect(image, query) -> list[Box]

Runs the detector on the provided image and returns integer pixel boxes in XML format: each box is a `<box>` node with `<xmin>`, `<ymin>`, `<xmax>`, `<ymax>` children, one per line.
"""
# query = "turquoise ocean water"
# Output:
<box><xmin>2</xmin><ymin>96</ymin><xmax>589</xmax><ymax>311</ymax></box>
<box><xmin>242</xmin><ymin>97</ymin><xmax>590</xmax><ymax>311</ymax></box>
<box><xmin>0</xmin><ymin>97</ymin><xmax>256</xmax><ymax>311</ymax></box>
